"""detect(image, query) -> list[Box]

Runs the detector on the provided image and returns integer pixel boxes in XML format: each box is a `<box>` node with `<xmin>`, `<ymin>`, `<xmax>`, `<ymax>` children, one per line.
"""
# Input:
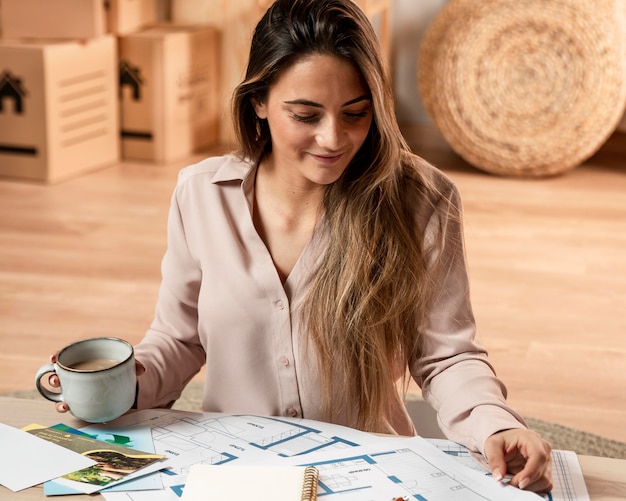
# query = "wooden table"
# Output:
<box><xmin>1</xmin><ymin>397</ymin><xmax>625</xmax><ymax>500</ymax></box>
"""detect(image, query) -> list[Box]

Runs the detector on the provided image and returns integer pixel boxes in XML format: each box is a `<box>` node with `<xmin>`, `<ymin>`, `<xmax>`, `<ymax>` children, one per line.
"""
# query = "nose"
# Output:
<box><xmin>315</xmin><ymin>117</ymin><xmax>345</xmax><ymax>151</ymax></box>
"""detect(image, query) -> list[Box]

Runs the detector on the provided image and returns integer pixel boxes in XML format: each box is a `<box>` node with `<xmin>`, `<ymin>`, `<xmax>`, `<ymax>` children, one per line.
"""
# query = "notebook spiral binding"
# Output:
<box><xmin>301</xmin><ymin>465</ymin><xmax>320</xmax><ymax>501</ymax></box>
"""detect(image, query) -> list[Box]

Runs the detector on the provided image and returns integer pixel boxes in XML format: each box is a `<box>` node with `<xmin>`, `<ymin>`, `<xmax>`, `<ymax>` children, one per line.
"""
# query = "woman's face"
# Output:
<box><xmin>253</xmin><ymin>53</ymin><xmax>373</xmax><ymax>189</ymax></box>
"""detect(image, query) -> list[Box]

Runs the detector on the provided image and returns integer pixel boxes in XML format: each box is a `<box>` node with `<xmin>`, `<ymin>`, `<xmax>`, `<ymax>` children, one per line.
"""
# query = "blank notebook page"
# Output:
<box><xmin>181</xmin><ymin>464</ymin><xmax>318</xmax><ymax>501</ymax></box>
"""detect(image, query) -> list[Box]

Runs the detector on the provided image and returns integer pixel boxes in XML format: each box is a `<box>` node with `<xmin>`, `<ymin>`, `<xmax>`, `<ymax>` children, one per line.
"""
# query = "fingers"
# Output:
<box><xmin>484</xmin><ymin>441</ymin><xmax>507</xmax><ymax>481</ymax></box>
<box><xmin>48</xmin><ymin>373</ymin><xmax>60</xmax><ymax>388</ymax></box>
<box><xmin>136</xmin><ymin>360</ymin><xmax>146</xmax><ymax>377</ymax></box>
<box><xmin>48</xmin><ymin>352</ymin><xmax>64</xmax><ymax>412</ymax></box>
<box><xmin>509</xmin><ymin>438</ymin><xmax>553</xmax><ymax>492</ymax></box>
<box><xmin>484</xmin><ymin>434</ymin><xmax>512</xmax><ymax>482</ymax></box>
<box><xmin>55</xmin><ymin>401</ymin><xmax>69</xmax><ymax>413</ymax></box>
<box><xmin>510</xmin><ymin>464</ymin><xmax>553</xmax><ymax>493</ymax></box>
<box><xmin>485</xmin><ymin>429</ymin><xmax>553</xmax><ymax>494</ymax></box>
<box><xmin>48</xmin><ymin>353</ymin><xmax>60</xmax><ymax>388</ymax></box>
<box><xmin>513</xmin><ymin>468</ymin><xmax>553</xmax><ymax>493</ymax></box>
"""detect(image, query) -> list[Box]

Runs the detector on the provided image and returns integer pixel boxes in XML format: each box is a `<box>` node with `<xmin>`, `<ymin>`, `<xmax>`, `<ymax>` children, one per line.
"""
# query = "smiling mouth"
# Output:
<box><xmin>310</xmin><ymin>152</ymin><xmax>344</xmax><ymax>164</ymax></box>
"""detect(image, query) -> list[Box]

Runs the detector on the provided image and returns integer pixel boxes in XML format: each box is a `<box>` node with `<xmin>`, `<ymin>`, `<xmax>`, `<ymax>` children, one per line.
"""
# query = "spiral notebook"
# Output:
<box><xmin>181</xmin><ymin>464</ymin><xmax>319</xmax><ymax>501</ymax></box>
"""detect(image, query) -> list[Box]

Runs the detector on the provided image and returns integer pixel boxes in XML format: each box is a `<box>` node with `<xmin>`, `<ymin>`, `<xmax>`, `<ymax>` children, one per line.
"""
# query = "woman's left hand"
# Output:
<box><xmin>484</xmin><ymin>428</ymin><xmax>553</xmax><ymax>493</ymax></box>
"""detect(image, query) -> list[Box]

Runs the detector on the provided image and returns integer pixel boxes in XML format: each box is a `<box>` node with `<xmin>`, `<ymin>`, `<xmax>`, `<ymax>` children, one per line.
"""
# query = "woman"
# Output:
<box><xmin>54</xmin><ymin>0</ymin><xmax>552</xmax><ymax>492</ymax></box>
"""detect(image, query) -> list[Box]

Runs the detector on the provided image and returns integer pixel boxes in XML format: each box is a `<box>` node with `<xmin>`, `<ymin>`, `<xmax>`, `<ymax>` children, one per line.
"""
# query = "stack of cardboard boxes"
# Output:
<box><xmin>0</xmin><ymin>0</ymin><xmax>220</xmax><ymax>183</ymax></box>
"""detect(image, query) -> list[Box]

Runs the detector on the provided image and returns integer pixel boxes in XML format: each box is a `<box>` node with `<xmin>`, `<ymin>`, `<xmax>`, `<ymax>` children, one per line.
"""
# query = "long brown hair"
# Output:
<box><xmin>232</xmin><ymin>0</ymin><xmax>440</xmax><ymax>432</ymax></box>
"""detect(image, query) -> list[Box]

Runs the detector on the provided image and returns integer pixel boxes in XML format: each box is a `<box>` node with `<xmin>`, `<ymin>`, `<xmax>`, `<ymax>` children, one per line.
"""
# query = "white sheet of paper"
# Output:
<box><xmin>181</xmin><ymin>464</ymin><xmax>311</xmax><ymax>501</ymax></box>
<box><xmin>0</xmin><ymin>422</ymin><xmax>96</xmax><ymax>492</ymax></box>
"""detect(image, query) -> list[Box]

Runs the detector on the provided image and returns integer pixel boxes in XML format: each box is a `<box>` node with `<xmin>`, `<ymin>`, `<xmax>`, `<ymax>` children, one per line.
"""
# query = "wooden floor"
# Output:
<box><xmin>1</xmin><ymin>127</ymin><xmax>625</xmax><ymax>444</ymax></box>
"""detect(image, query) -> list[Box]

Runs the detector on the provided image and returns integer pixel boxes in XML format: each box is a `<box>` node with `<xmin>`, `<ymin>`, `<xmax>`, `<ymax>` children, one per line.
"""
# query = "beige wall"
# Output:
<box><xmin>391</xmin><ymin>0</ymin><xmax>448</xmax><ymax>126</ymax></box>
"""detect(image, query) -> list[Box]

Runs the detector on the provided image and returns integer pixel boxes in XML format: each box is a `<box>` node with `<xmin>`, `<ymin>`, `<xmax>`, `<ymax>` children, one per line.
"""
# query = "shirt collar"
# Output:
<box><xmin>209</xmin><ymin>154</ymin><xmax>256</xmax><ymax>184</ymax></box>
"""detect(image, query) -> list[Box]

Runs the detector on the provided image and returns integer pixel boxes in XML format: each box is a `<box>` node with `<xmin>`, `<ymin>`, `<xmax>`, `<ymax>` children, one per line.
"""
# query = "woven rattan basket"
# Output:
<box><xmin>418</xmin><ymin>0</ymin><xmax>626</xmax><ymax>177</ymax></box>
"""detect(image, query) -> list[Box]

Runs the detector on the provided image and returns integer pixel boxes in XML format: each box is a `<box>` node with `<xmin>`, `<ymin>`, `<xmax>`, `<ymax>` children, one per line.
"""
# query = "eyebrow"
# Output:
<box><xmin>283</xmin><ymin>95</ymin><xmax>371</xmax><ymax>108</ymax></box>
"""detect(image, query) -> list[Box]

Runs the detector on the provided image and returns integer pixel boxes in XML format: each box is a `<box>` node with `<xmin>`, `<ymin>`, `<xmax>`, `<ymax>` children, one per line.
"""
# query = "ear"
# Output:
<box><xmin>252</xmin><ymin>97</ymin><xmax>268</xmax><ymax>119</ymax></box>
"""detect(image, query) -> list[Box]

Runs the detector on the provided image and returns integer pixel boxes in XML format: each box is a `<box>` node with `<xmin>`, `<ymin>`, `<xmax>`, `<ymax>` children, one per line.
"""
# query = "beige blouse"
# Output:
<box><xmin>134</xmin><ymin>154</ymin><xmax>526</xmax><ymax>454</ymax></box>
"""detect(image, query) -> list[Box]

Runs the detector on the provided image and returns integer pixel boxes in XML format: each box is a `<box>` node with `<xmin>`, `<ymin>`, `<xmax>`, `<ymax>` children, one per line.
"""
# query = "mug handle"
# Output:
<box><xmin>35</xmin><ymin>364</ymin><xmax>63</xmax><ymax>403</ymax></box>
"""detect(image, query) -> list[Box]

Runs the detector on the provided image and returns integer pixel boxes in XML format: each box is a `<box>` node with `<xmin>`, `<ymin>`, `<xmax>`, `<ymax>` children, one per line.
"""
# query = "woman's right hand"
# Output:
<box><xmin>47</xmin><ymin>353</ymin><xmax>146</xmax><ymax>414</ymax></box>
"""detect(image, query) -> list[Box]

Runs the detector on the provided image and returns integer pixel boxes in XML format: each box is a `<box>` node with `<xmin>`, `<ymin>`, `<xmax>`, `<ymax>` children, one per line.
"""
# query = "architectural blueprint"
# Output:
<box><xmin>83</xmin><ymin>409</ymin><xmax>587</xmax><ymax>501</ymax></box>
<box><xmin>427</xmin><ymin>438</ymin><xmax>590</xmax><ymax>501</ymax></box>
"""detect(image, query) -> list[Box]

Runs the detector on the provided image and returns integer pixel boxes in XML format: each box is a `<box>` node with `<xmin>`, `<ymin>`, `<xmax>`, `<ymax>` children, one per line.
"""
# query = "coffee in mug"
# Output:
<box><xmin>69</xmin><ymin>359</ymin><xmax>119</xmax><ymax>371</ymax></box>
<box><xmin>35</xmin><ymin>337</ymin><xmax>136</xmax><ymax>423</ymax></box>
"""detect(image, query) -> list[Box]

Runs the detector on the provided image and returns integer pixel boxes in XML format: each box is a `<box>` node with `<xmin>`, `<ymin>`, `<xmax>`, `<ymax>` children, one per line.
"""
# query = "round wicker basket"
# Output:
<box><xmin>418</xmin><ymin>0</ymin><xmax>626</xmax><ymax>177</ymax></box>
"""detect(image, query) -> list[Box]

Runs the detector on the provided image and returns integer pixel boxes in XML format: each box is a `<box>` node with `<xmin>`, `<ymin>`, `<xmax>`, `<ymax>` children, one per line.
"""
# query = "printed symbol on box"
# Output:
<box><xmin>119</xmin><ymin>61</ymin><xmax>143</xmax><ymax>101</ymax></box>
<box><xmin>0</xmin><ymin>70</ymin><xmax>37</xmax><ymax>156</ymax></box>
<box><xmin>119</xmin><ymin>61</ymin><xmax>152</xmax><ymax>141</ymax></box>
<box><xmin>0</xmin><ymin>71</ymin><xmax>28</xmax><ymax>114</ymax></box>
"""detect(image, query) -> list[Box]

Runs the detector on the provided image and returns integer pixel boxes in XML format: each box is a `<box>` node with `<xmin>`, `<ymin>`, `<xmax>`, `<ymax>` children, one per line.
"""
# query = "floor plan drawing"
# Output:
<box><xmin>84</xmin><ymin>409</ymin><xmax>586</xmax><ymax>501</ymax></box>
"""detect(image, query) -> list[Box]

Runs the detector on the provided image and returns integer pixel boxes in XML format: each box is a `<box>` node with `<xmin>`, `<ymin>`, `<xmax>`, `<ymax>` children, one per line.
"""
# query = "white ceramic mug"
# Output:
<box><xmin>35</xmin><ymin>337</ymin><xmax>136</xmax><ymax>423</ymax></box>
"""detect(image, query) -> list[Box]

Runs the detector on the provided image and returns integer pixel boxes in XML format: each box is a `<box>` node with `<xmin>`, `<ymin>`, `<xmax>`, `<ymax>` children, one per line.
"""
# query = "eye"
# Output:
<box><xmin>343</xmin><ymin>109</ymin><xmax>371</xmax><ymax>122</ymax></box>
<box><xmin>291</xmin><ymin>113</ymin><xmax>319</xmax><ymax>123</ymax></box>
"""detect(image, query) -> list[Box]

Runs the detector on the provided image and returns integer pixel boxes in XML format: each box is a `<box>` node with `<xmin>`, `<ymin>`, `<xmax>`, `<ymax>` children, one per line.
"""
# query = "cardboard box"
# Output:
<box><xmin>0</xmin><ymin>36</ymin><xmax>119</xmax><ymax>182</ymax></box>
<box><xmin>0</xmin><ymin>0</ymin><xmax>156</xmax><ymax>39</ymax></box>
<box><xmin>1</xmin><ymin>0</ymin><xmax>106</xmax><ymax>39</ymax></box>
<box><xmin>108</xmin><ymin>0</ymin><xmax>158</xmax><ymax>36</ymax></box>
<box><xmin>171</xmin><ymin>1</ymin><xmax>268</xmax><ymax>147</ymax></box>
<box><xmin>118</xmin><ymin>24</ymin><xmax>220</xmax><ymax>162</ymax></box>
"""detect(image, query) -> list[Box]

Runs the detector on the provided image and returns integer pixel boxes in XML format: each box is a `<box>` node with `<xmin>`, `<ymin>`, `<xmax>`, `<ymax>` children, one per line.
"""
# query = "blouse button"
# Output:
<box><xmin>275</xmin><ymin>299</ymin><xmax>285</xmax><ymax>310</ymax></box>
<box><xmin>287</xmin><ymin>408</ymin><xmax>298</xmax><ymax>417</ymax></box>
<box><xmin>280</xmin><ymin>356</ymin><xmax>289</xmax><ymax>367</ymax></box>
